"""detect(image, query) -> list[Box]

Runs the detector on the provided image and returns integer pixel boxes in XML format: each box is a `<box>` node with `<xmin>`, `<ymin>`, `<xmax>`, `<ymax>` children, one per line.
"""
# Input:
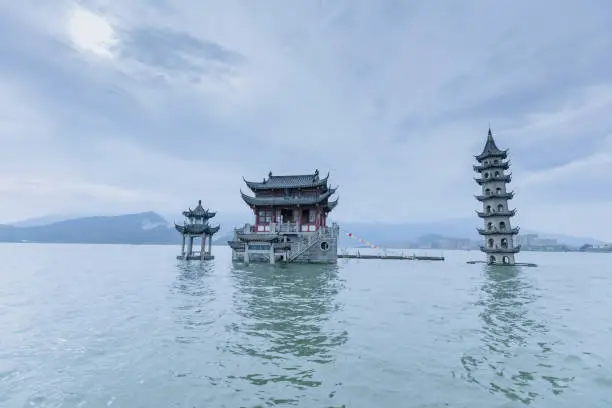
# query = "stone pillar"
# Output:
<box><xmin>200</xmin><ymin>235</ymin><xmax>205</xmax><ymax>260</ymax></box>
<box><xmin>296</xmin><ymin>209</ymin><xmax>301</xmax><ymax>232</ymax></box>
<box><xmin>208</xmin><ymin>234</ymin><xmax>213</xmax><ymax>254</ymax></box>
<box><xmin>187</xmin><ymin>236</ymin><xmax>193</xmax><ymax>258</ymax></box>
<box><xmin>181</xmin><ymin>234</ymin><xmax>186</xmax><ymax>256</ymax></box>
<box><xmin>244</xmin><ymin>243</ymin><xmax>250</xmax><ymax>265</ymax></box>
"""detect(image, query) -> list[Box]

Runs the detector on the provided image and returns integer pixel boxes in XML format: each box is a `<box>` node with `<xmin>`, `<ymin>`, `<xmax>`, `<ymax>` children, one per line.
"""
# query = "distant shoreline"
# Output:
<box><xmin>1</xmin><ymin>241</ymin><xmax>610</xmax><ymax>254</ymax></box>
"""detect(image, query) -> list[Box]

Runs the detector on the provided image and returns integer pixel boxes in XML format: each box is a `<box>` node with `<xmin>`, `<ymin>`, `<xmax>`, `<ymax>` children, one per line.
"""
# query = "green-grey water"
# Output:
<box><xmin>1</xmin><ymin>244</ymin><xmax>611</xmax><ymax>407</ymax></box>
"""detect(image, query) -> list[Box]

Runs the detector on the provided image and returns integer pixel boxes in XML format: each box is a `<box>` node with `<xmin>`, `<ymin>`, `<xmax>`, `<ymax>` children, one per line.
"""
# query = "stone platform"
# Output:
<box><xmin>176</xmin><ymin>254</ymin><xmax>215</xmax><ymax>261</ymax></box>
<box><xmin>466</xmin><ymin>260</ymin><xmax>537</xmax><ymax>267</ymax></box>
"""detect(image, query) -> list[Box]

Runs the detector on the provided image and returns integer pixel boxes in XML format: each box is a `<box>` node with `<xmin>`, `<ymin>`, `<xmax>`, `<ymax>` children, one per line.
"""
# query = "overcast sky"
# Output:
<box><xmin>1</xmin><ymin>1</ymin><xmax>612</xmax><ymax>239</ymax></box>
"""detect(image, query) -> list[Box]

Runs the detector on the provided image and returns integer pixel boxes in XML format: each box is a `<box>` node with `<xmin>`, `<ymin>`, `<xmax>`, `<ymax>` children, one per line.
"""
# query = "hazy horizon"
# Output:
<box><xmin>5</xmin><ymin>210</ymin><xmax>609</xmax><ymax>244</ymax></box>
<box><xmin>2</xmin><ymin>1</ymin><xmax>612</xmax><ymax>239</ymax></box>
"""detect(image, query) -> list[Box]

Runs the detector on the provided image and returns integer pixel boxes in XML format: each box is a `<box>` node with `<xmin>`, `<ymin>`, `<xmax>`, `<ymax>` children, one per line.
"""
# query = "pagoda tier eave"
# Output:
<box><xmin>474</xmin><ymin>150</ymin><xmax>508</xmax><ymax>162</ymax></box>
<box><xmin>473</xmin><ymin>161</ymin><xmax>510</xmax><ymax>172</ymax></box>
<box><xmin>474</xmin><ymin>174</ymin><xmax>512</xmax><ymax>185</ymax></box>
<box><xmin>477</xmin><ymin>227</ymin><xmax>520</xmax><ymax>235</ymax></box>
<box><xmin>475</xmin><ymin>192</ymin><xmax>515</xmax><ymax>201</ymax></box>
<box><xmin>479</xmin><ymin>245</ymin><xmax>521</xmax><ymax>254</ymax></box>
<box><xmin>476</xmin><ymin>209</ymin><xmax>517</xmax><ymax>218</ymax></box>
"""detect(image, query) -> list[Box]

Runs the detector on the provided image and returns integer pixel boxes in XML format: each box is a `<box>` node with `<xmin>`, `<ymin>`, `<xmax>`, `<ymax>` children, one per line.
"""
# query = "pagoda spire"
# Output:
<box><xmin>473</xmin><ymin>127</ymin><xmax>520</xmax><ymax>265</ymax></box>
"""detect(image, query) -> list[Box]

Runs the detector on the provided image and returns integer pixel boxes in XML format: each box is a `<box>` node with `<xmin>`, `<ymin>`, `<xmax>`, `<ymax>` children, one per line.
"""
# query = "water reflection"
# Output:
<box><xmin>228</xmin><ymin>263</ymin><xmax>348</xmax><ymax>390</ymax></box>
<box><xmin>462</xmin><ymin>265</ymin><xmax>573</xmax><ymax>404</ymax></box>
<box><xmin>171</xmin><ymin>262</ymin><xmax>216</xmax><ymax>344</ymax></box>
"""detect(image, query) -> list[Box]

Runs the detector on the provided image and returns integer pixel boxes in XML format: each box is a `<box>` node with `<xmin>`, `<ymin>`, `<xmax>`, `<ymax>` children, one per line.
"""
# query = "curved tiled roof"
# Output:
<box><xmin>182</xmin><ymin>200</ymin><xmax>216</xmax><ymax>219</ymax></box>
<box><xmin>326</xmin><ymin>197</ymin><xmax>339</xmax><ymax>212</ymax></box>
<box><xmin>240</xmin><ymin>188</ymin><xmax>337</xmax><ymax>207</ymax></box>
<box><xmin>175</xmin><ymin>223</ymin><xmax>220</xmax><ymax>235</ymax></box>
<box><xmin>244</xmin><ymin>170</ymin><xmax>330</xmax><ymax>191</ymax></box>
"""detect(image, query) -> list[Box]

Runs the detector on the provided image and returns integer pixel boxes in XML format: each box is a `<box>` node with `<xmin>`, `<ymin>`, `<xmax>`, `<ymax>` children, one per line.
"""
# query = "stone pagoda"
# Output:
<box><xmin>228</xmin><ymin>169</ymin><xmax>339</xmax><ymax>264</ymax></box>
<box><xmin>175</xmin><ymin>200</ymin><xmax>220</xmax><ymax>261</ymax></box>
<box><xmin>474</xmin><ymin>128</ymin><xmax>521</xmax><ymax>265</ymax></box>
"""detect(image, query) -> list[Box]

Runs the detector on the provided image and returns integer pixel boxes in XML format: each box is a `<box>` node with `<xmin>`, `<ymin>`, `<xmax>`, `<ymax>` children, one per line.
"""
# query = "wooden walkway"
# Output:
<box><xmin>338</xmin><ymin>254</ymin><xmax>444</xmax><ymax>261</ymax></box>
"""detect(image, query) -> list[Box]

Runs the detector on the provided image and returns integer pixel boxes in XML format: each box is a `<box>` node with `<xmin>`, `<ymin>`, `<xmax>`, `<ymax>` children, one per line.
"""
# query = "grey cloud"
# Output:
<box><xmin>118</xmin><ymin>27</ymin><xmax>245</xmax><ymax>79</ymax></box>
<box><xmin>0</xmin><ymin>13</ymin><xmax>262</xmax><ymax>162</ymax></box>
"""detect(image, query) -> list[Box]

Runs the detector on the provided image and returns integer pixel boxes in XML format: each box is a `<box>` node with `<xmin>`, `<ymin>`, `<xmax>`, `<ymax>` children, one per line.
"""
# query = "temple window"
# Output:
<box><xmin>502</xmin><ymin>256</ymin><xmax>510</xmax><ymax>264</ymax></box>
<box><xmin>485</xmin><ymin>188</ymin><xmax>491</xmax><ymax>195</ymax></box>
<box><xmin>499</xmin><ymin>221</ymin><xmax>506</xmax><ymax>230</ymax></box>
<box><xmin>497</xmin><ymin>204</ymin><xmax>504</xmax><ymax>212</ymax></box>
<box><xmin>488</xmin><ymin>238</ymin><xmax>494</xmax><ymax>247</ymax></box>
<box><xmin>487</xmin><ymin>222</ymin><xmax>493</xmax><ymax>230</ymax></box>
<box><xmin>501</xmin><ymin>238</ymin><xmax>508</xmax><ymax>248</ymax></box>
<box><xmin>494</xmin><ymin>171</ymin><xmax>500</xmax><ymax>177</ymax></box>
<box><xmin>258</xmin><ymin>210</ymin><xmax>272</xmax><ymax>224</ymax></box>
<box><xmin>486</xmin><ymin>205</ymin><xmax>492</xmax><ymax>213</ymax></box>
<box><xmin>490</xmin><ymin>255</ymin><xmax>496</xmax><ymax>264</ymax></box>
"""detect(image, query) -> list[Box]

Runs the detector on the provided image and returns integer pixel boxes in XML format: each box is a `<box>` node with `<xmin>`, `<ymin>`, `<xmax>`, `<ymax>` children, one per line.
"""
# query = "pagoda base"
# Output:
<box><xmin>176</xmin><ymin>254</ymin><xmax>215</xmax><ymax>261</ymax></box>
<box><xmin>466</xmin><ymin>260</ymin><xmax>537</xmax><ymax>267</ymax></box>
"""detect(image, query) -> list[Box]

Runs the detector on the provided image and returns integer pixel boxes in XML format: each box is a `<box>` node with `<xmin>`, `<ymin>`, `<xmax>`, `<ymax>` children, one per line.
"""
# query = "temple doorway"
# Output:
<box><xmin>280</xmin><ymin>209</ymin><xmax>293</xmax><ymax>223</ymax></box>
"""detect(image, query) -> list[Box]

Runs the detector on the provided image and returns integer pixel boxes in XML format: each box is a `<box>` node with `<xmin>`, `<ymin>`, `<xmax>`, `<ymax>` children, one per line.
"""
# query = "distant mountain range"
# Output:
<box><xmin>0</xmin><ymin>212</ymin><xmax>604</xmax><ymax>247</ymax></box>
<box><xmin>0</xmin><ymin>212</ymin><xmax>178</xmax><ymax>244</ymax></box>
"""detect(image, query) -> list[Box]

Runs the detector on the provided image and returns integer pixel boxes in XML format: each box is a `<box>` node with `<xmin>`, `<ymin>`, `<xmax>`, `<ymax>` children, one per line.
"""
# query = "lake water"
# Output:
<box><xmin>1</xmin><ymin>244</ymin><xmax>611</xmax><ymax>407</ymax></box>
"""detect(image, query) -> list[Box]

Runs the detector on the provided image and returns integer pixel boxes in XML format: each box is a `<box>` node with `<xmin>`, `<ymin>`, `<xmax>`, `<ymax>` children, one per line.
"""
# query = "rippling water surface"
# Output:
<box><xmin>1</xmin><ymin>244</ymin><xmax>611</xmax><ymax>407</ymax></box>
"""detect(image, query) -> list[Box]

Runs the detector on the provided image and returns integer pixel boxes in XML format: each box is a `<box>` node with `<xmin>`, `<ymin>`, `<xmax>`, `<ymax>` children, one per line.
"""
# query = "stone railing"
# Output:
<box><xmin>234</xmin><ymin>222</ymin><xmax>338</xmax><ymax>234</ymax></box>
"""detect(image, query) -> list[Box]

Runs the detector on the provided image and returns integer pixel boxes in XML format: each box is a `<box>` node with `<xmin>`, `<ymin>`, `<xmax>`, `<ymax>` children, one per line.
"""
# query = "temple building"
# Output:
<box><xmin>228</xmin><ymin>169</ymin><xmax>340</xmax><ymax>264</ymax></box>
<box><xmin>175</xmin><ymin>200</ymin><xmax>220</xmax><ymax>260</ymax></box>
<box><xmin>474</xmin><ymin>128</ymin><xmax>521</xmax><ymax>265</ymax></box>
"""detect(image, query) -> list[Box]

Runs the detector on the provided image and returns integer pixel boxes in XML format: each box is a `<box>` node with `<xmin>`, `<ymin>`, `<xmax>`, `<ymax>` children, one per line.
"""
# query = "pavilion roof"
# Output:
<box><xmin>243</xmin><ymin>169</ymin><xmax>330</xmax><ymax>191</ymax></box>
<box><xmin>182</xmin><ymin>200</ymin><xmax>216</xmax><ymax>219</ymax></box>
<box><xmin>174</xmin><ymin>223</ymin><xmax>220</xmax><ymax>235</ymax></box>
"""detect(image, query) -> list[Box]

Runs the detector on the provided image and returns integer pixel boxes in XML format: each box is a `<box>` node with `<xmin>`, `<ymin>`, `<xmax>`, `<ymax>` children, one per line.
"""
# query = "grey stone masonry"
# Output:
<box><xmin>474</xmin><ymin>128</ymin><xmax>521</xmax><ymax>265</ymax></box>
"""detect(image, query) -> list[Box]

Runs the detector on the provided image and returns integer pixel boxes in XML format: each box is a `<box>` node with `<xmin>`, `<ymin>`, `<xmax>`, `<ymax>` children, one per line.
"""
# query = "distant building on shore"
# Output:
<box><xmin>517</xmin><ymin>234</ymin><xmax>561</xmax><ymax>250</ymax></box>
<box><xmin>473</xmin><ymin>128</ymin><xmax>521</xmax><ymax>265</ymax></box>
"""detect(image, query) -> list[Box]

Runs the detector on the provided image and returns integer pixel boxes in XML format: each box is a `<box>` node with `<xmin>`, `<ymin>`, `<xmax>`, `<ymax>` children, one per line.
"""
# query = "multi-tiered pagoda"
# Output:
<box><xmin>228</xmin><ymin>169</ymin><xmax>339</xmax><ymax>264</ymax></box>
<box><xmin>474</xmin><ymin>128</ymin><xmax>521</xmax><ymax>265</ymax></box>
<box><xmin>175</xmin><ymin>200</ymin><xmax>220</xmax><ymax>260</ymax></box>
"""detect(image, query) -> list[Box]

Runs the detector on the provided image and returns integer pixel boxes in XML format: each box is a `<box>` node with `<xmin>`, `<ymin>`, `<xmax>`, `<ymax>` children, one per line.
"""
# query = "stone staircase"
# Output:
<box><xmin>286</xmin><ymin>223</ymin><xmax>338</xmax><ymax>263</ymax></box>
